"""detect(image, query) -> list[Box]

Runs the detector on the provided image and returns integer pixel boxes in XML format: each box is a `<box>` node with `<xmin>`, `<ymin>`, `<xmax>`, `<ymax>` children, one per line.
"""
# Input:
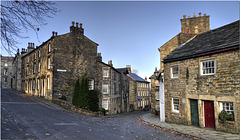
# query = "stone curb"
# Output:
<box><xmin>139</xmin><ymin>113</ymin><xmax>240</xmax><ymax>140</ymax></box>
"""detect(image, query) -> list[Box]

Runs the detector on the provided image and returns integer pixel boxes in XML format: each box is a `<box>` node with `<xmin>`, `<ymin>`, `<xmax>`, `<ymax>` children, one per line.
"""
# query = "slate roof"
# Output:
<box><xmin>163</xmin><ymin>20</ymin><xmax>239</xmax><ymax>63</ymax></box>
<box><xmin>128</xmin><ymin>73</ymin><xmax>149</xmax><ymax>83</ymax></box>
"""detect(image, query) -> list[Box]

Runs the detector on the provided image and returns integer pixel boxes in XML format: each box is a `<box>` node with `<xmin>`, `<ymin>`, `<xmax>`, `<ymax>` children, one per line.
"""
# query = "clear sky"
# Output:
<box><xmin>1</xmin><ymin>1</ymin><xmax>239</xmax><ymax>80</ymax></box>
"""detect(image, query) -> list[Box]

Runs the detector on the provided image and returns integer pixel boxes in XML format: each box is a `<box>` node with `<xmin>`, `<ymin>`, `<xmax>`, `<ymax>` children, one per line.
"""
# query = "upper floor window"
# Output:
<box><xmin>38</xmin><ymin>63</ymin><xmax>41</xmax><ymax>72</ymax></box>
<box><xmin>3</xmin><ymin>77</ymin><xmax>7</xmax><ymax>82</ymax></box>
<box><xmin>3</xmin><ymin>69</ymin><xmax>7</xmax><ymax>75</ymax></box>
<box><xmin>201</xmin><ymin>60</ymin><xmax>215</xmax><ymax>75</ymax></box>
<box><xmin>172</xmin><ymin>98</ymin><xmax>179</xmax><ymax>113</ymax></box>
<box><xmin>38</xmin><ymin>50</ymin><xmax>41</xmax><ymax>58</ymax></box>
<box><xmin>47</xmin><ymin>57</ymin><xmax>51</xmax><ymax>69</ymax></box>
<box><xmin>171</xmin><ymin>65</ymin><xmax>178</xmax><ymax>78</ymax></box>
<box><xmin>156</xmin><ymin>91</ymin><xmax>159</xmax><ymax>100</ymax></box>
<box><xmin>103</xmin><ymin>69</ymin><xmax>108</xmax><ymax>77</ymax></box>
<box><xmin>34</xmin><ymin>53</ymin><xmax>36</xmax><ymax>60</ymax></box>
<box><xmin>27</xmin><ymin>67</ymin><xmax>29</xmax><ymax>75</ymax></box>
<box><xmin>48</xmin><ymin>43</ymin><xmax>51</xmax><ymax>53</ymax></box>
<box><xmin>33</xmin><ymin>64</ymin><xmax>36</xmax><ymax>74</ymax></box>
<box><xmin>88</xmin><ymin>79</ymin><xmax>94</xmax><ymax>90</ymax></box>
<box><xmin>4</xmin><ymin>63</ymin><xmax>8</xmax><ymax>67</ymax></box>
<box><xmin>27</xmin><ymin>57</ymin><xmax>29</xmax><ymax>63</ymax></box>
<box><xmin>103</xmin><ymin>84</ymin><xmax>108</xmax><ymax>94</ymax></box>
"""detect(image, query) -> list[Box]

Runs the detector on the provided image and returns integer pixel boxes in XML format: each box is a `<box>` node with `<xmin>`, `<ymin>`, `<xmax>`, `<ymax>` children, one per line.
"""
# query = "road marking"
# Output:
<box><xmin>54</xmin><ymin>123</ymin><xmax>78</xmax><ymax>126</ymax></box>
<box><xmin>1</xmin><ymin>102</ymin><xmax>37</xmax><ymax>104</ymax></box>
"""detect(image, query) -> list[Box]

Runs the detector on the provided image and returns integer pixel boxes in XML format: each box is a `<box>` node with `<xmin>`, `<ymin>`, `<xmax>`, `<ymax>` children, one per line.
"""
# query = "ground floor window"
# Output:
<box><xmin>47</xmin><ymin>77</ymin><xmax>50</xmax><ymax>89</ymax></box>
<box><xmin>219</xmin><ymin>102</ymin><xmax>234</xmax><ymax>121</ymax></box>
<box><xmin>102</xmin><ymin>99</ymin><xmax>108</xmax><ymax>110</ymax></box>
<box><xmin>88</xmin><ymin>79</ymin><xmax>94</xmax><ymax>90</ymax></box>
<box><xmin>172</xmin><ymin>98</ymin><xmax>179</xmax><ymax>113</ymax></box>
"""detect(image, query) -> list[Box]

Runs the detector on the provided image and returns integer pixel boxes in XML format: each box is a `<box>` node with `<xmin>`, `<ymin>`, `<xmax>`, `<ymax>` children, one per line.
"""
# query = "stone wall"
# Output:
<box><xmin>128</xmin><ymin>77</ymin><xmax>137</xmax><ymax>111</ymax></box>
<box><xmin>164</xmin><ymin>49</ymin><xmax>240</xmax><ymax>133</ymax></box>
<box><xmin>1</xmin><ymin>56</ymin><xmax>14</xmax><ymax>89</ymax></box>
<box><xmin>52</xmin><ymin>29</ymin><xmax>100</xmax><ymax>101</ymax></box>
<box><xmin>159</xmin><ymin>33</ymin><xmax>195</xmax><ymax>72</ymax></box>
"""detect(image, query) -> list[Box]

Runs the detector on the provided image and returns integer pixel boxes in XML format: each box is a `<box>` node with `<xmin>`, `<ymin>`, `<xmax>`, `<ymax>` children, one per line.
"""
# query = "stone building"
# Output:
<box><xmin>163</xmin><ymin>20</ymin><xmax>239</xmax><ymax>134</ymax></box>
<box><xmin>1</xmin><ymin>56</ymin><xmax>14</xmax><ymax>88</ymax></box>
<box><xmin>128</xmin><ymin>73</ymin><xmax>150</xmax><ymax>111</ymax></box>
<box><xmin>21</xmin><ymin>22</ymin><xmax>101</xmax><ymax>101</ymax></box>
<box><xmin>12</xmin><ymin>48</ymin><xmax>28</xmax><ymax>91</ymax></box>
<box><xmin>150</xmin><ymin>13</ymin><xmax>210</xmax><ymax>118</ymax></box>
<box><xmin>98</xmin><ymin>60</ymin><xmax>122</xmax><ymax>115</ymax></box>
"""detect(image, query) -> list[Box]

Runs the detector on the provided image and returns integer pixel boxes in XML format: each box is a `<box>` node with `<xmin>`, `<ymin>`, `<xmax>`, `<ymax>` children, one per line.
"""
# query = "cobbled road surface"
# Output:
<box><xmin>1</xmin><ymin>89</ymin><xmax>192</xmax><ymax>140</ymax></box>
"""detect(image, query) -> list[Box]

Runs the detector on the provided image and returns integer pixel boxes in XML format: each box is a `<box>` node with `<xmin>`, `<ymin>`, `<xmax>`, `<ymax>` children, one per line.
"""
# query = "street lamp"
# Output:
<box><xmin>154</xmin><ymin>67</ymin><xmax>159</xmax><ymax>77</ymax></box>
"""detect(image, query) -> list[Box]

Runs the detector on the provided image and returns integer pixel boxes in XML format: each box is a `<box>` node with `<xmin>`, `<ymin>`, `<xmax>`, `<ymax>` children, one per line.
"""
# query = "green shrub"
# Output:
<box><xmin>72</xmin><ymin>79</ymin><xmax>80</xmax><ymax>106</ymax></box>
<box><xmin>88</xmin><ymin>89</ymin><xmax>99</xmax><ymax>112</ymax></box>
<box><xmin>219</xmin><ymin>109</ymin><xmax>234</xmax><ymax>123</ymax></box>
<box><xmin>59</xmin><ymin>95</ymin><xmax>67</xmax><ymax>101</ymax></box>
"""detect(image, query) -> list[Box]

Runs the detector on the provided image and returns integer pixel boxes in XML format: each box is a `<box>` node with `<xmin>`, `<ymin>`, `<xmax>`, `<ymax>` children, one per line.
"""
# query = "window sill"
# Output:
<box><xmin>172</xmin><ymin>110</ymin><xmax>179</xmax><ymax>113</ymax></box>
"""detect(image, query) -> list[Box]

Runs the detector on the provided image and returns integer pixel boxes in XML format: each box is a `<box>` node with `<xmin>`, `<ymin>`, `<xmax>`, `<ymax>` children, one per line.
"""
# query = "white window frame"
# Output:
<box><xmin>103</xmin><ymin>84</ymin><xmax>108</xmax><ymax>94</ymax></box>
<box><xmin>156</xmin><ymin>91</ymin><xmax>160</xmax><ymax>100</ymax></box>
<box><xmin>38</xmin><ymin>50</ymin><xmax>41</xmax><ymax>58</ymax></box>
<box><xmin>102</xmin><ymin>99</ymin><xmax>108</xmax><ymax>110</ymax></box>
<box><xmin>47</xmin><ymin>77</ymin><xmax>50</xmax><ymax>90</ymax></box>
<box><xmin>33</xmin><ymin>64</ymin><xmax>36</xmax><ymax>74</ymax></box>
<box><xmin>88</xmin><ymin>79</ymin><xmax>94</xmax><ymax>90</ymax></box>
<box><xmin>219</xmin><ymin>102</ymin><xmax>234</xmax><ymax>114</ymax></box>
<box><xmin>171</xmin><ymin>65</ymin><xmax>179</xmax><ymax>78</ymax></box>
<box><xmin>34</xmin><ymin>53</ymin><xmax>36</xmax><ymax>60</ymax></box>
<box><xmin>172</xmin><ymin>98</ymin><xmax>179</xmax><ymax>113</ymax></box>
<box><xmin>103</xmin><ymin>69</ymin><xmax>108</xmax><ymax>77</ymax></box>
<box><xmin>201</xmin><ymin>59</ymin><xmax>215</xmax><ymax>75</ymax></box>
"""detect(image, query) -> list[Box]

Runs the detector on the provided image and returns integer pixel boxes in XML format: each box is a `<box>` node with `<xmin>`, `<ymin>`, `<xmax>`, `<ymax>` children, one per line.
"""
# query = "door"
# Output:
<box><xmin>190</xmin><ymin>99</ymin><xmax>199</xmax><ymax>126</ymax></box>
<box><xmin>204</xmin><ymin>101</ymin><xmax>215</xmax><ymax>129</ymax></box>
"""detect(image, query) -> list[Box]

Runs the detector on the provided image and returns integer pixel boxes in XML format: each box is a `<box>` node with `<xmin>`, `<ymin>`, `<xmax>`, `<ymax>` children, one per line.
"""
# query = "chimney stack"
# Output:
<box><xmin>199</xmin><ymin>12</ymin><xmax>202</xmax><ymax>16</ymax></box>
<box><xmin>183</xmin><ymin>15</ymin><xmax>186</xmax><ymax>19</ymax></box>
<box><xmin>108</xmin><ymin>60</ymin><xmax>113</xmax><ymax>66</ymax></box>
<box><xmin>76</xmin><ymin>22</ymin><xmax>79</xmax><ymax>28</ymax></box>
<box><xmin>204</xmin><ymin>13</ymin><xmax>206</xmax><ymax>16</ymax></box>
<box><xmin>80</xmin><ymin>23</ymin><xmax>83</xmax><ymax>28</ymax></box>
<box><xmin>97</xmin><ymin>53</ymin><xmax>102</xmax><ymax>62</ymax></box>
<box><xmin>72</xmin><ymin>21</ymin><xmax>75</xmax><ymax>26</ymax></box>
<box><xmin>126</xmin><ymin>65</ymin><xmax>131</xmax><ymax>73</ymax></box>
<box><xmin>52</xmin><ymin>31</ymin><xmax>55</xmax><ymax>37</ymax></box>
<box><xmin>55</xmin><ymin>32</ymin><xmax>58</xmax><ymax>36</ymax></box>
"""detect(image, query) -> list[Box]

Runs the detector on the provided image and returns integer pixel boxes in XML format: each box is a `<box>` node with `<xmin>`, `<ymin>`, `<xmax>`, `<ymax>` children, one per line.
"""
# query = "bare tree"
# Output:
<box><xmin>1</xmin><ymin>0</ymin><xmax>58</xmax><ymax>55</ymax></box>
<box><xmin>132</xmin><ymin>69</ymin><xmax>138</xmax><ymax>75</ymax></box>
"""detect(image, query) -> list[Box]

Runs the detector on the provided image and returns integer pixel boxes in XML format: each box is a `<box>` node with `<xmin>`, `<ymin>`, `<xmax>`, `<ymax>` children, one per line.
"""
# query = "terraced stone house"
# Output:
<box><xmin>150</xmin><ymin>13</ymin><xmax>210</xmax><ymax>120</ymax></box>
<box><xmin>163</xmin><ymin>20</ymin><xmax>239</xmax><ymax>134</ymax></box>
<box><xmin>1</xmin><ymin>56</ymin><xmax>14</xmax><ymax>88</ymax></box>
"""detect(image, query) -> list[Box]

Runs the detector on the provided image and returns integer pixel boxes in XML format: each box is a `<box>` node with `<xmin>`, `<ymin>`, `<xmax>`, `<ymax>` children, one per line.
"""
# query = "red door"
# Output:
<box><xmin>204</xmin><ymin>101</ymin><xmax>215</xmax><ymax>129</ymax></box>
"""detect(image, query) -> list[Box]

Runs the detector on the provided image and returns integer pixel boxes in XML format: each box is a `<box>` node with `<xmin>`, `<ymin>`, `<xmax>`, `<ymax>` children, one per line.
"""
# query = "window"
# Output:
<box><xmin>25</xmin><ymin>82</ymin><xmax>28</xmax><ymax>90</ymax></box>
<box><xmin>33</xmin><ymin>64</ymin><xmax>36</xmax><ymax>74</ymax></box>
<box><xmin>156</xmin><ymin>104</ymin><xmax>160</xmax><ymax>111</ymax></box>
<box><xmin>103</xmin><ymin>84</ymin><xmax>108</xmax><ymax>94</ymax></box>
<box><xmin>38</xmin><ymin>63</ymin><xmax>41</xmax><ymax>72</ymax></box>
<box><xmin>47</xmin><ymin>77</ymin><xmax>50</xmax><ymax>89</ymax></box>
<box><xmin>37</xmin><ymin>79</ymin><xmax>39</xmax><ymax>89</ymax></box>
<box><xmin>27</xmin><ymin>57</ymin><xmax>29</xmax><ymax>63</ymax></box>
<box><xmin>103</xmin><ymin>69</ymin><xmax>108</xmax><ymax>77</ymax></box>
<box><xmin>38</xmin><ymin>50</ymin><xmax>41</xmax><ymax>58</ymax></box>
<box><xmin>33</xmin><ymin>80</ymin><xmax>35</xmax><ymax>90</ymax></box>
<box><xmin>48</xmin><ymin>43</ymin><xmax>51</xmax><ymax>53</ymax></box>
<box><xmin>27</xmin><ymin>67</ymin><xmax>29</xmax><ymax>75</ymax></box>
<box><xmin>3</xmin><ymin>77</ymin><xmax>7</xmax><ymax>82</ymax></box>
<box><xmin>4</xmin><ymin>63</ymin><xmax>8</xmax><ymax>67</ymax></box>
<box><xmin>102</xmin><ymin>99</ymin><xmax>108</xmax><ymax>110</ymax></box>
<box><xmin>156</xmin><ymin>91</ymin><xmax>160</xmax><ymax>100</ymax></box>
<box><xmin>201</xmin><ymin>60</ymin><xmax>215</xmax><ymax>75</ymax></box>
<box><xmin>88</xmin><ymin>79</ymin><xmax>94</xmax><ymax>90</ymax></box>
<box><xmin>171</xmin><ymin>65</ymin><xmax>178</xmax><ymax>78</ymax></box>
<box><xmin>47</xmin><ymin>57</ymin><xmax>51</xmax><ymax>69</ymax></box>
<box><xmin>220</xmin><ymin>102</ymin><xmax>234</xmax><ymax>114</ymax></box>
<box><xmin>172</xmin><ymin>98</ymin><xmax>179</xmax><ymax>113</ymax></box>
<box><xmin>3</xmin><ymin>69</ymin><xmax>7</xmax><ymax>75</ymax></box>
<box><xmin>34</xmin><ymin>53</ymin><xmax>36</xmax><ymax>60</ymax></box>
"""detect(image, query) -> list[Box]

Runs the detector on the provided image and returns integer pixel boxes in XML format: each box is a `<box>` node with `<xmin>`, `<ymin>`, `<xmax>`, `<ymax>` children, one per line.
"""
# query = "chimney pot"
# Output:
<box><xmin>188</xmin><ymin>16</ymin><xmax>190</xmax><ymax>18</ymax></box>
<box><xmin>52</xmin><ymin>31</ymin><xmax>55</xmax><ymax>36</ymax></box>
<box><xmin>199</xmin><ymin>12</ymin><xmax>202</xmax><ymax>16</ymax></box>
<box><xmin>193</xmin><ymin>13</ymin><xmax>196</xmax><ymax>17</ymax></box>
<box><xmin>183</xmin><ymin>15</ymin><xmax>186</xmax><ymax>19</ymax></box>
<box><xmin>55</xmin><ymin>32</ymin><xmax>58</xmax><ymax>36</ymax></box>
<box><xmin>28</xmin><ymin>42</ymin><xmax>30</xmax><ymax>47</ymax></box>
<box><xmin>72</xmin><ymin>21</ymin><xmax>75</xmax><ymax>26</ymax></box>
<box><xmin>204</xmin><ymin>13</ymin><xmax>206</xmax><ymax>16</ymax></box>
<box><xmin>33</xmin><ymin>43</ymin><xmax>34</xmax><ymax>48</ymax></box>
<box><xmin>76</xmin><ymin>22</ymin><xmax>79</xmax><ymax>28</ymax></box>
<box><xmin>80</xmin><ymin>23</ymin><xmax>82</xmax><ymax>28</ymax></box>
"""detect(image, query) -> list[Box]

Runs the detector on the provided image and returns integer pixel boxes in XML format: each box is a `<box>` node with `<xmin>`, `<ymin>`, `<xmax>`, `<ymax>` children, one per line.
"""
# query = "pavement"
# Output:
<box><xmin>139</xmin><ymin>113</ymin><xmax>240</xmax><ymax>140</ymax></box>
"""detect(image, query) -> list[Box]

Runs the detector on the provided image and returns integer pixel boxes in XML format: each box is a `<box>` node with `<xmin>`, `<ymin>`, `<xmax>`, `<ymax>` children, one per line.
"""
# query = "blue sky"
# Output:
<box><xmin>1</xmin><ymin>1</ymin><xmax>239</xmax><ymax>79</ymax></box>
